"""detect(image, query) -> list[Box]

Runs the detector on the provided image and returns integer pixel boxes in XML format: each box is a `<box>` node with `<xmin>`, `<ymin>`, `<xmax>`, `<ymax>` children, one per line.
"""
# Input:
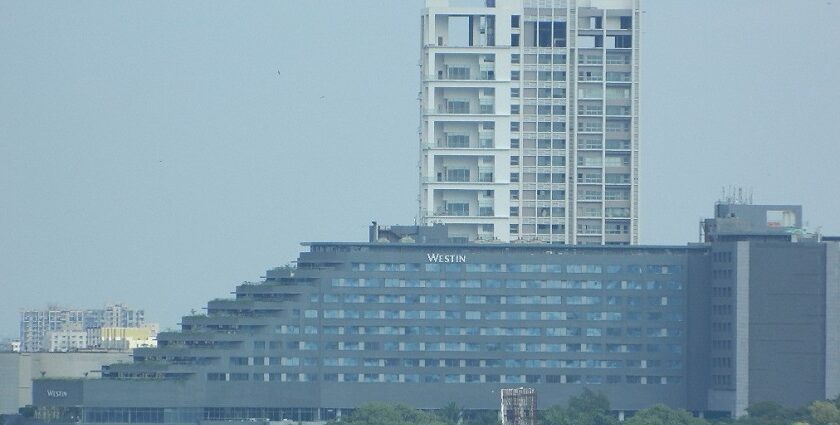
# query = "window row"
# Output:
<box><xmin>511</xmin><ymin>121</ymin><xmax>567</xmax><ymax>132</ymax></box>
<box><xmin>712</xmin><ymin>251</ymin><xmax>734</xmax><ymax>263</ymax></box>
<box><xmin>207</xmin><ymin>373</ymin><xmax>681</xmax><ymax>385</ymax></box>
<box><xmin>84</xmin><ymin>408</ymin><xmax>164</xmax><ymax>424</ymax></box>
<box><xmin>277</xmin><ymin>325</ymin><xmax>684</xmax><ymax>338</ymax></box>
<box><xmin>332</xmin><ymin>278</ymin><xmax>684</xmax><ymax>290</ymax></box>
<box><xmin>511</xmin><ymin>53</ymin><xmax>568</xmax><ymax>65</ymax></box>
<box><xmin>712</xmin><ymin>269</ymin><xmax>733</xmax><ymax>279</ymax></box>
<box><xmin>511</xmin><ymin>155</ymin><xmax>567</xmax><ymax>167</ymax></box>
<box><xmin>508</xmin><ymin>85</ymin><xmax>566</xmax><ymax>99</ymax></box>
<box><xmin>576</xmin><ymin>172</ymin><xmax>632</xmax><ymax>184</ymax></box>
<box><xmin>578</xmin><ymin>52</ymin><xmax>632</xmax><ymax>65</ymax></box>
<box><xmin>351</xmin><ymin>263</ymin><xmax>680</xmax><ymax>274</ymax></box>
<box><xmin>509</xmin><ymin>136</ymin><xmax>568</xmax><ymax>149</ymax></box>
<box><xmin>510</xmin><ymin>104</ymin><xmax>567</xmax><ymax>115</ymax></box>
<box><xmin>711</xmin><ymin>287</ymin><xmax>733</xmax><ymax>297</ymax></box>
<box><xmin>317</xmin><ymin>293</ymin><xmax>682</xmax><ymax>306</ymax></box>
<box><xmin>277</xmin><ymin>341</ymin><xmax>683</xmax><ymax>354</ymax></box>
<box><xmin>711</xmin><ymin>322</ymin><xmax>733</xmax><ymax>333</ymax></box>
<box><xmin>310</xmin><ymin>310</ymin><xmax>684</xmax><ymax>322</ymax></box>
<box><xmin>228</xmin><ymin>357</ymin><xmax>683</xmax><ymax>370</ymax></box>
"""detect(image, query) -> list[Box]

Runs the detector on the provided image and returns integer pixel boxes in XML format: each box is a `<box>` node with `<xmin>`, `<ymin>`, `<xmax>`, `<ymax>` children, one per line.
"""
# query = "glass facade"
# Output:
<box><xmin>167</xmin><ymin>255</ymin><xmax>688</xmax><ymax>385</ymax></box>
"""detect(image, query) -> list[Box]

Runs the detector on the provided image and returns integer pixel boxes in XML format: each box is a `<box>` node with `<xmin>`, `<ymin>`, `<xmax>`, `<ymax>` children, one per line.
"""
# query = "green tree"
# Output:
<box><xmin>809</xmin><ymin>401</ymin><xmax>840</xmax><ymax>425</ymax></box>
<box><xmin>568</xmin><ymin>388</ymin><xmax>611</xmax><ymax>415</ymax></box>
<box><xmin>540</xmin><ymin>404</ymin><xmax>573</xmax><ymax>425</ymax></box>
<box><xmin>463</xmin><ymin>410</ymin><xmax>500</xmax><ymax>425</ymax></box>
<box><xmin>624</xmin><ymin>404</ymin><xmax>708</xmax><ymax>425</ymax></box>
<box><xmin>329</xmin><ymin>403</ymin><xmax>448</xmax><ymax>425</ymax></box>
<box><xmin>737</xmin><ymin>401</ymin><xmax>806</xmax><ymax>425</ymax></box>
<box><xmin>540</xmin><ymin>389</ymin><xmax>617</xmax><ymax>425</ymax></box>
<box><xmin>438</xmin><ymin>402</ymin><xmax>462</xmax><ymax>425</ymax></box>
<box><xmin>746</xmin><ymin>401</ymin><xmax>788</xmax><ymax>420</ymax></box>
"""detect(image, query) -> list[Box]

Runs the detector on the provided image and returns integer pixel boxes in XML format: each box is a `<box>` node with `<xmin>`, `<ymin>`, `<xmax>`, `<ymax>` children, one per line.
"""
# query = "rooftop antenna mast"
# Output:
<box><xmin>721</xmin><ymin>186</ymin><xmax>754</xmax><ymax>205</ymax></box>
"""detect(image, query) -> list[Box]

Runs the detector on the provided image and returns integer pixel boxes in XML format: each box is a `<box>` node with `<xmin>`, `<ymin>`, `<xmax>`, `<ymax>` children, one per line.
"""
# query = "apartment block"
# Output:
<box><xmin>419</xmin><ymin>0</ymin><xmax>640</xmax><ymax>244</ymax></box>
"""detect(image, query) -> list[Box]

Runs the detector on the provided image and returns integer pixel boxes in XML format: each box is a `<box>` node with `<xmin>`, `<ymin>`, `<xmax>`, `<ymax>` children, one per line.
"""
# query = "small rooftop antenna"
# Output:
<box><xmin>721</xmin><ymin>186</ymin><xmax>754</xmax><ymax>205</ymax></box>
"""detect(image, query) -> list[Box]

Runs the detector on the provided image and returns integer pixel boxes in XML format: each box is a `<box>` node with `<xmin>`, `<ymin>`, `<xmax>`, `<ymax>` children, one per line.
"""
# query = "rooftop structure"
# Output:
<box><xmin>500</xmin><ymin>388</ymin><xmax>536</xmax><ymax>425</ymax></box>
<box><xmin>702</xmin><ymin>203</ymin><xmax>806</xmax><ymax>242</ymax></box>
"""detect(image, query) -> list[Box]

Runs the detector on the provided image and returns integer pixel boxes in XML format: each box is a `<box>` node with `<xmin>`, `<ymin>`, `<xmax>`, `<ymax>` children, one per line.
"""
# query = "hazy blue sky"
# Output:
<box><xmin>2</xmin><ymin>1</ymin><xmax>839</xmax><ymax>337</ymax></box>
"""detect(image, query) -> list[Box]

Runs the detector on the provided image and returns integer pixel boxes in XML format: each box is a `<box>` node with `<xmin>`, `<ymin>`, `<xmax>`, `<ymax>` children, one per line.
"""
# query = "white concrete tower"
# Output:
<box><xmin>419</xmin><ymin>0</ymin><xmax>640</xmax><ymax>245</ymax></box>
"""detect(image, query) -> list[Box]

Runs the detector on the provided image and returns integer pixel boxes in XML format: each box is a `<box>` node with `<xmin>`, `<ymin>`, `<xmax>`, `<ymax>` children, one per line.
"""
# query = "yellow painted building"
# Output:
<box><xmin>99</xmin><ymin>325</ymin><xmax>158</xmax><ymax>350</ymax></box>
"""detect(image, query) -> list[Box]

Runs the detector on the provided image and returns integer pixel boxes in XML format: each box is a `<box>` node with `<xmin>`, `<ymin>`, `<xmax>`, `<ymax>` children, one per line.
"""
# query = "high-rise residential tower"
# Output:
<box><xmin>419</xmin><ymin>0</ymin><xmax>640</xmax><ymax>244</ymax></box>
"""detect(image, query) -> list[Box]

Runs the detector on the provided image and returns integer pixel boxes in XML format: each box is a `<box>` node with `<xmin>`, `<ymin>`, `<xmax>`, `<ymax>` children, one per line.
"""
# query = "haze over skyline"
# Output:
<box><xmin>2</xmin><ymin>0</ymin><xmax>839</xmax><ymax>338</ymax></box>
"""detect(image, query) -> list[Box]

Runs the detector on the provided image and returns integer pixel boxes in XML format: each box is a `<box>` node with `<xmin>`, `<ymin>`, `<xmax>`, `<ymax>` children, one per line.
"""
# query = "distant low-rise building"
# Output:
<box><xmin>99</xmin><ymin>325</ymin><xmax>158</xmax><ymax>351</ymax></box>
<box><xmin>0</xmin><ymin>352</ymin><xmax>131</xmax><ymax>415</ymax></box>
<box><xmin>0</xmin><ymin>339</ymin><xmax>21</xmax><ymax>353</ymax></box>
<box><xmin>42</xmin><ymin>327</ymin><xmax>88</xmax><ymax>353</ymax></box>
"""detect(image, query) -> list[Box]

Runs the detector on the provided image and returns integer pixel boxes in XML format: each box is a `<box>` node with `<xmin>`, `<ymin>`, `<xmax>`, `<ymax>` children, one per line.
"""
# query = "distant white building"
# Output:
<box><xmin>102</xmin><ymin>303</ymin><xmax>146</xmax><ymax>328</ymax></box>
<box><xmin>0</xmin><ymin>339</ymin><xmax>21</xmax><ymax>352</ymax></box>
<box><xmin>19</xmin><ymin>306</ymin><xmax>86</xmax><ymax>352</ymax></box>
<box><xmin>42</xmin><ymin>327</ymin><xmax>88</xmax><ymax>352</ymax></box>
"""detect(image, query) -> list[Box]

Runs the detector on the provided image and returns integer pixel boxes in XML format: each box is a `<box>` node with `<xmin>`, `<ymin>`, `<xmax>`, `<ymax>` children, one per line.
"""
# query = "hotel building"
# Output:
<box><xmin>30</xmin><ymin>203</ymin><xmax>840</xmax><ymax>422</ymax></box>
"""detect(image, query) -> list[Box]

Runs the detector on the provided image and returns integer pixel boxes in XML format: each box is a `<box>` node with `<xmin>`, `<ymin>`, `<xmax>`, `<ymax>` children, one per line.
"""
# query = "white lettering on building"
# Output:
<box><xmin>426</xmin><ymin>253</ymin><xmax>467</xmax><ymax>263</ymax></box>
<box><xmin>46</xmin><ymin>390</ymin><xmax>68</xmax><ymax>398</ymax></box>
